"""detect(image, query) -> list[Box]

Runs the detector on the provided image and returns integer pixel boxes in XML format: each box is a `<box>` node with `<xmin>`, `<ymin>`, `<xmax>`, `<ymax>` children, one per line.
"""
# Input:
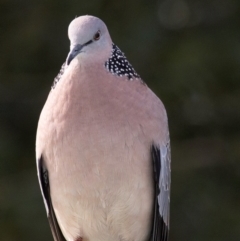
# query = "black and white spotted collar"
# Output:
<box><xmin>105</xmin><ymin>43</ymin><xmax>141</xmax><ymax>80</ymax></box>
<box><xmin>52</xmin><ymin>43</ymin><xmax>141</xmax><ymax>89</ymax></box>
<box><xmin>51</xmin><ymin>62</ymin><xmax>66</xmax><ymax>89</ymax></box>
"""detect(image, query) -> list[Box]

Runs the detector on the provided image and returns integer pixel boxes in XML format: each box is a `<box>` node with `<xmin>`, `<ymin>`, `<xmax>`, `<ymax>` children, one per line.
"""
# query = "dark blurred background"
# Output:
<box><xmin>0</xmin><ymin>0</ymin><xmax>240</xmax><ymax>240</ymax></box>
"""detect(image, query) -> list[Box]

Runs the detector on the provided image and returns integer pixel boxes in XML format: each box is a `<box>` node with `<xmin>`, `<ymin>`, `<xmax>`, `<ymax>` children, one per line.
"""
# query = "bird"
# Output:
<box><xmin>36</xmin><ymin>15</ymin><xmax>171</xmax><ymax>241</ymax></box>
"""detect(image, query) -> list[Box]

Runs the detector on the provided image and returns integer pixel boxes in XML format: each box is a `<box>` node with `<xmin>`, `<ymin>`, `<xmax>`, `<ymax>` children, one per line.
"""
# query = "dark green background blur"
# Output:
<box><xmin>0</xmin><ymin>0</ymin><xmax>239</xmax><ymax>240</ymax></box>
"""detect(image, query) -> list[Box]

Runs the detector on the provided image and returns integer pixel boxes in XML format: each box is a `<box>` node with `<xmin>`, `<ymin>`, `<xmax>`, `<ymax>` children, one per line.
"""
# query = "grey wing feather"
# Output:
<box><xmin>159</xmin><ymin>142</ymin><xmax>171</xmax><ymax>227</ymax></box>
<box><xmin>151</xmin><ymin>139</ymin><xmax>171</xmax><ymax>241</ymax></box>
<box><xmin>37</xmin><ymin>157</ymin><xmax>66</xmax><ymax>241</ymax></box>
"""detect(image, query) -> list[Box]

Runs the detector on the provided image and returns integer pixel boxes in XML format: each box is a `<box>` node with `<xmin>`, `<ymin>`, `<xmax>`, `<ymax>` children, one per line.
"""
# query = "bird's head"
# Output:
<box><xmin>66</xmin><ymin>15</ymin><xmax>112</xmax><ymax>66</ymax></box>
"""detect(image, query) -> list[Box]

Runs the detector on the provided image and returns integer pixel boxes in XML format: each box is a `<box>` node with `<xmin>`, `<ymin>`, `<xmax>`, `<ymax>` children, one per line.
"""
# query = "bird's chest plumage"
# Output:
<box><xmin>36</xmin><ymin>64</ymin><xmax>164</xmax><ymax>241</ymax></box>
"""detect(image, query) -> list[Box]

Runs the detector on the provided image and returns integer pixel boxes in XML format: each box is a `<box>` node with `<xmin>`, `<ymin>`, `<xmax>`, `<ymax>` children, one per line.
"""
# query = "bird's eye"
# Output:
<box><xmin>93</xmin><ymin>31</ymin><xmax>101</xmax><ymax>41</ymax></box>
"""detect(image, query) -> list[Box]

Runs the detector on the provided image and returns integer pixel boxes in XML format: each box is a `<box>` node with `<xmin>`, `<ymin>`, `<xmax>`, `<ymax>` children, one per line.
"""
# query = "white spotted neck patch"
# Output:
<box><xmin>52</xmin><ymin>62</ymin><xmax>66</xmax><ymax>89</ymax></box>
<box><xmin>105</xmin><ymin>43</ymin><xmax>141</xmax><ymax>80</ymax></box>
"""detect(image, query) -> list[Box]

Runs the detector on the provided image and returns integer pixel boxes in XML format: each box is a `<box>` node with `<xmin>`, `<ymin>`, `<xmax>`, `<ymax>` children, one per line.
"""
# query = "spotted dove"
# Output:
<box><xmin>36</xmin><ymin>15</ymin><xmax>171</xmax><ymax>241</ymax></box>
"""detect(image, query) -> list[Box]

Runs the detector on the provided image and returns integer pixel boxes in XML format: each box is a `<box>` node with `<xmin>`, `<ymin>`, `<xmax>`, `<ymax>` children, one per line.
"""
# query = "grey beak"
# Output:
<box><xmin>67</xmin><ymin>40</ymin><xmax>93</xmax><ymax>65</ymax></box>
<box><xmin>66</xmin><ymin>44</ymin><xmax>83</xmax><ymax>65</ymax></box>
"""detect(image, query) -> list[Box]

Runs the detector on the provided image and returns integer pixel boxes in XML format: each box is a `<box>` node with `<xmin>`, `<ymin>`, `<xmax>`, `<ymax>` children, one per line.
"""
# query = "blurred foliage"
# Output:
<box><xmin>0</xmin><ymin>0</ymin><xmax>240</xmax><ymax>240</ymax></box>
